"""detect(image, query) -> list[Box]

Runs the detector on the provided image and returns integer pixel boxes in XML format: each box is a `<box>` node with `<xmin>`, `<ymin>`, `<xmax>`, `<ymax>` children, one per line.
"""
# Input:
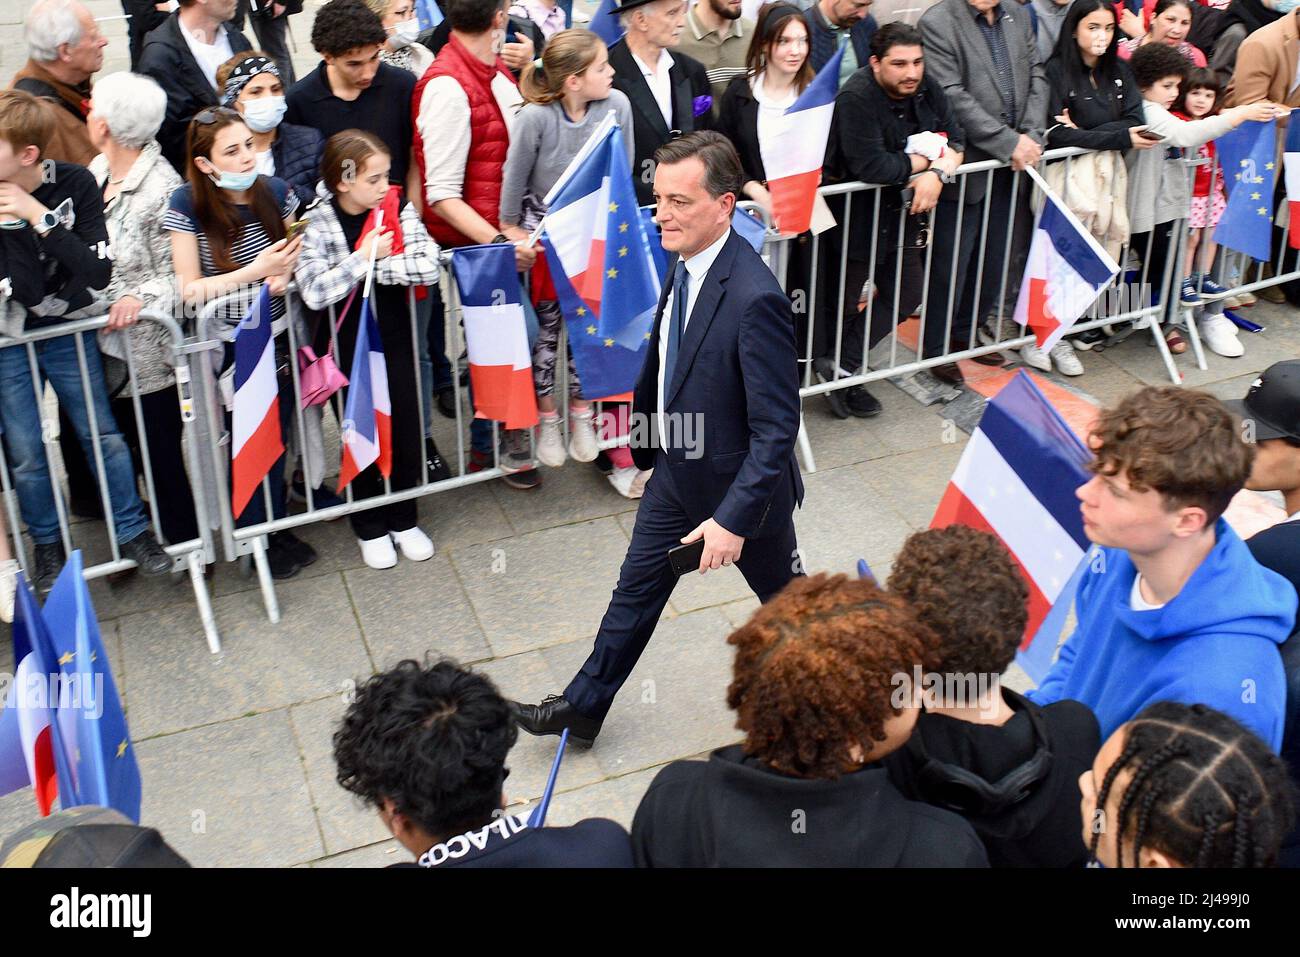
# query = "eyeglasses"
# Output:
<box><xmin>194</xmin><ymin>106</ymin><xmax>242</xmax><ymax>125</ymax></box>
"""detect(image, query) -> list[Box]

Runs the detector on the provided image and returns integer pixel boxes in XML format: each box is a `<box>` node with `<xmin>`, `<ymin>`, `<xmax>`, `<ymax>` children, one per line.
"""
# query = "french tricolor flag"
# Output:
<box><xmin>1013</xmin><ymin>178</ymin><xmax>1119</xmax><ymax>352</ymax></box>
<box><xmin>231</xmin><ymin>283</ymin><xmax>284</xmax><ymax>519</ymax></box>
<box><xmin>1283</xmin><ymin>111</ymin><xmax>1300</xmax><ymax>248</ymax></box>
<box><xmin>0</xmin><ymin>574</ymin><xmax>59</xmax><ymax>815</ymax></box>
<box><xmin>931</xmin><ymin>372</ymin><xmax>1093</xmax><ymax>682</ymax></box>
<box><xmin>760</xmin><ymin>46</ymin><xmax>843</xmax><ymax>235</ymax></box>
<box><xmin>337</xmin><ymin>294</ymin><xmax>393</xmax><ymax>492</ymax></box>
<box><xmin>451</xmin><ymin>243</ymin><xmax>539</xmax><ymax>430</ymax></box>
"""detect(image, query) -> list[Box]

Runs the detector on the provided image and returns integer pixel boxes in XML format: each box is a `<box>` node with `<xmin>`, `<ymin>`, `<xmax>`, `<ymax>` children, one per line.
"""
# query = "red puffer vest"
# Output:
<box><xmin>413</xmin><ymin>34</ymin><xmax>514</xmax><ymax>248</ymax></box>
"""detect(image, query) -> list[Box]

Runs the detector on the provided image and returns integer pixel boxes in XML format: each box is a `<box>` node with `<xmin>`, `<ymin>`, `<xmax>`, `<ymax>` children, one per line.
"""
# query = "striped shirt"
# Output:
<box><xmin>973</xmin><ymin>3</ymin><xmax>1016</xmax><ymax>130</ymax></box>
<box><xmin>163</xmin><ymin>176</ymin><xmax>299</xmax><ymax>325</ymax></box>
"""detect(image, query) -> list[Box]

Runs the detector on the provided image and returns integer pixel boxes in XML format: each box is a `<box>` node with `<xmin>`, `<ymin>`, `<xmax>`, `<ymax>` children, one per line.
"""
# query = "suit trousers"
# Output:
<box><xmin>954</xmin><ymin>166</ymin><xmax>1035</xmax><ymax>334</ymax></box>
<box><xmin>564</xmin><ymin>451</ymin><xmax>801</xmax><ymax>721</ymax></box>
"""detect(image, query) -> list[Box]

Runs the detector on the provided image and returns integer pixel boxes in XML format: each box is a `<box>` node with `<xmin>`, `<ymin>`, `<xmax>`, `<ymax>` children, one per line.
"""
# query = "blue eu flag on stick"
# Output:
<box><xmin>1213</xmin><ymin>119</ymin><xmax>1277</xmax><ymax>262</ymax></box>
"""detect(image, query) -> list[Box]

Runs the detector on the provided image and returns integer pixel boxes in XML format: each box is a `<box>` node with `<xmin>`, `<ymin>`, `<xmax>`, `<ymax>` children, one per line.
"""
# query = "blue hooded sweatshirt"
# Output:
<box><xmin>1029</xmin><ymin>519</ymin><xmax>1297</xmax><ymax>751</ymax></box>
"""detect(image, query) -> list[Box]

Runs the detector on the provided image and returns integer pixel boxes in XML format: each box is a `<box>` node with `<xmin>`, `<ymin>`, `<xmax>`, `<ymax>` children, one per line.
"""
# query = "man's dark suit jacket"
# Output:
<box><xmin>631</xmin><ymin>229</ymin><xmax>804</xmax><ymax>540</ymax></box>
<box><xmin>608</xmin><ymin>39</ymin><xmax>712</xmax><ymax>206</ymax></box>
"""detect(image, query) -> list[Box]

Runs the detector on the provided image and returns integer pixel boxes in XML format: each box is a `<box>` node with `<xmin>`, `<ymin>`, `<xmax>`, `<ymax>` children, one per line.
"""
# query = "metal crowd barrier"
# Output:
<box><xmin>0</xmin><ymin>312</ymin><xmax>220</xmax><ymax>652</ymax></box>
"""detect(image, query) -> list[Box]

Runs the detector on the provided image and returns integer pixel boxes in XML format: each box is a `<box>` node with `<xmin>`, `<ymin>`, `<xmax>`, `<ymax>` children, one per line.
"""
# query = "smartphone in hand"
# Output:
<box><xmin>668</xmin><ymin>539</ymin><xmax>706</xmax><ymax>576</ymax></box>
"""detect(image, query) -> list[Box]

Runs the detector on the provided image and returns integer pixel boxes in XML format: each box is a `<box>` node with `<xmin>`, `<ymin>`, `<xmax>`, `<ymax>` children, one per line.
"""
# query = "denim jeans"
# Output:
<box><xmin>417</xmin><ymin>290</ymin><xmax>454</xmax><ymax>438</ymax></box>
<box><xmin>0</xmin><ymin>332</ymin><xmax>150</xmax><ymax>546</ymax></box>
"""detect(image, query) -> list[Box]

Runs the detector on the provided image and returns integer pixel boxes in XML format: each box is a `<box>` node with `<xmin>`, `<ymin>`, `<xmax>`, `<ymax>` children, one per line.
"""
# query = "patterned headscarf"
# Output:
<box><xmin>220</xmin><ymin>55</ymin><xmax>280</xmax><ymax>106</ymax></box>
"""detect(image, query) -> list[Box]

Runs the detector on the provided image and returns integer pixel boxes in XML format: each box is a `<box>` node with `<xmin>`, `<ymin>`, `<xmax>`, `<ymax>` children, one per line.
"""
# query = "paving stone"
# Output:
<box><xmin>343</xmin><ymin>554</ymin><xmax>488</xmax><ymax>671</ymax></box>
<box><xmin>491</xmin><ymin>460</ymin><xmax>638</xmax><ymax>537</ymax></box>
<box><xmin>856</xmin><ymin>440</ymin><xmax>969</xmax><ymax>530</ymax></box>
<box><xmin>799</xmin><ymin>403</ymin><xmax>892</xmax><ymax>472</ymax></box>
<box><xmin>118</xmin><ymin>573</ymin><xmax>372</xmax><ymax>740</ymax></box>
<box><xmin>613</xmin><ymin>510</ymin><xmax>754</xmax><ymax>615</ymax></box>
<box><xmin>719</xmin><ymin>597</ymin><xmax>761</xmax><ymax>628</ymax></box>
<box><xmin>541</xmin><ymin>607</ymin><xmax>743</xmax><ymax>778</ymax></box>
<box><xmin>795</xmin><ymin>464</ymin><xmax>915</xmax><ymax>576</ymax></box>
<box><xmin>287</xmin><ymin>695</ymin><xmax>391</xmax><ymax>857</ymax></box>
<box><xmin>310</xmin><ymin>839</ymin><xmax>408</xmax><ymax>868</ymax></box>
<box><xmin>135</xmin><ymin>711</ymin><xmax>322</xmax><ymax>868</ymax></box>
<box><xmin>506</xmin><ymin>765</ymin><xmax>663</xmax><ymax>833</ymax></box>
<box><xmin>451</xmin><ymin>517</ymin><xmax>632</xmax><ymax>657</ymax></box>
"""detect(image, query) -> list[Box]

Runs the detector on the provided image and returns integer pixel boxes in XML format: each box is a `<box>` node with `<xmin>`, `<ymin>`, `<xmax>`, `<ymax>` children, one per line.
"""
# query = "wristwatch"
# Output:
<box><xmin>924</xmin><ymin>167</ymin><xmax>954</xmax><ymax>185</ymax></box>
<box><xmin>491</xmin><ymin>232</ymin><xmax>509</xmax><ymax>245</ymax></box>
<box><xmin>32</xmin><ymin>208</ymin><xmax>60</xmax><ymax>237</ymax></box>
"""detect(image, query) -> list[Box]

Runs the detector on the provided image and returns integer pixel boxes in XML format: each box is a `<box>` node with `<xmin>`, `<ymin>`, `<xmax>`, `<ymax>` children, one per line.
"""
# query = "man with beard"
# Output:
<box><xmin>676</xmin><ymin>0</ymin><xmax>755</xmax><ymax>107</ymax></box>
<box><xmin>804</xmin><ymin>0</ymin><xmax>877</xmax><ymax>86</ymax></box>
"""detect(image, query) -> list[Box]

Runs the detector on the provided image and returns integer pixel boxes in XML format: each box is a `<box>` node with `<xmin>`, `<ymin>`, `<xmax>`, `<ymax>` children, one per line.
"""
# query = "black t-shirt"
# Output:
<box><xmin>1249</xmin><ymin>519</ymin><xmax>1300</xmax><ymax>600</ymax></box>
<box><xmin>285</xmin><ymin>62</ymin><xmax>416</xmax><ymax>184</ymax></box>
<box><xmin>882</xmin><ymin>690</ymin><xmax>1100</xmax><ymax>868</ymax></box>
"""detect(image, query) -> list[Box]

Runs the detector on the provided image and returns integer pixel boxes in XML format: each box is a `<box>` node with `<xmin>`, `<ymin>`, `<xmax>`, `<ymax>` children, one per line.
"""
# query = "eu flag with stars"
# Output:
<box><xmin>542</xmin><ymin>123</ymin><xmax>661</xmax><ymax>399</ymax></box>
<box><xmin>1213</xmin><ymin>119</ymin><xmax>1277</xmax><ymax>262</ymax></box>
<box><xmin>41</xmin><ymin>551</ymin><xmax>142</xmax><ymax>822</ymax></box>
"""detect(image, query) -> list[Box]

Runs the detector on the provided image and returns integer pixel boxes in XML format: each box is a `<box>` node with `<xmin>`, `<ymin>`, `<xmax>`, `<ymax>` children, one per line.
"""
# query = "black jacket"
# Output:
<box><xmin>825</xmin><ymin>68</ymin><xmax>967</xmax><ymax>260</ymax></box>
<box><xmin>120</xmin><ymin>0</ymin><xmax>170</xmax><ymax>69</ymax></box>
<box><xmin>271</xmin><ymin>122</ymin><xmax>324</xmax><ymax>207</ymax></box>
<box><xmin>388</xmin><ymin>817</ymin><xmax>634</xmax><ymax>868</ymax></box>
<box><xmin>882</xmin><ymin>691</ymin><xmax>1101</xmax><ymax>868</ymax></box>
<box><xmin>1248</xmin><ymin>519</ymin><xmax>1300</xmax><ymax>600</ymax></box>
<box><xmin>419</xmin><ymin>16</ymin><xmax>545</xmax><ymax>78</ymax></box>
<box><xmin>138</xmin><ymin>14</ymin><xmax>254</xmax><ymax>172</ymax></box>
<box><xmin>716</xmin><ymin>73</ymin><xmax>764</xmax><ymax>186</ymax></box>
<box><xmin>4</xmin><ymin>163</ymin><xmax>112</xmax><ymax>331</ymax></box>
<box><xmin>632</xmin><ymin>744</ymin><xmax>989</xmax><ymax>867</ymax></box>
<box><xmin>1044</xmin><ymin>57</ymin><xmax>1144</xmax><ymax>153</ymax></box>
<box><xmin>0</xmin><ymin>228</ymin><xmax>46</xmax><ymax>310</ymax></box>
<box><xmin>608</xmin><ymin>39</ymin><xmax>712</xmax><ymax>206</ymax></box>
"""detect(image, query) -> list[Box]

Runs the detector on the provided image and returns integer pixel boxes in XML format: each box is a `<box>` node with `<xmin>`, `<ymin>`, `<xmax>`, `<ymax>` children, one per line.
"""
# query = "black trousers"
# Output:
<box><xmin>818</xmin><ymin>197</ymin><xmax>978</xmax><ymax>370</ymax></box>
<box><xmin>113</xmin><ymin>389</ymin><xmax>199</xmax><ymax>546</ymax></box>
<box><xmin>563</xmin><ymin>454</ymin><xmax>801</xmax><ymax>721</ymax></box>
<box><xmin>235</xmin><ymin>1</ymin><xmax>298</xmax><ymax>85</ymax></box>
<box><xmin>954</xmin><ymin>167</ymin><xmax>1035</xmax><ymax>333</ymax></box>
<box><xmin>334</xmin><ymin>291</ymin><xmax>421</xmax><ymax>541</ymax></box>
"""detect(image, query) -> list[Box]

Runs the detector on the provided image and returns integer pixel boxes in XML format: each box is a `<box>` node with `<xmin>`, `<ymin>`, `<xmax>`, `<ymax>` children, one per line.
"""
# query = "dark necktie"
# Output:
<box><xmin>663</xmin><ymin>259</ymin><xmax>689</xmax><ymax>393</ymax></box>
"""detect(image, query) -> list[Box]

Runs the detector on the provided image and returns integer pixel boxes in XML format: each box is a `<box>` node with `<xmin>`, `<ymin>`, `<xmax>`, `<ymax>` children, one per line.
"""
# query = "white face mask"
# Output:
<box><xmin>390</xmin><ymin>17</ymin><xmax>421</xmax><ymax>49</ymax></box>
<box><xmin>242</xmin><ymin>95</ymin><xmax>287</xmax><ymax>133</ymax></box>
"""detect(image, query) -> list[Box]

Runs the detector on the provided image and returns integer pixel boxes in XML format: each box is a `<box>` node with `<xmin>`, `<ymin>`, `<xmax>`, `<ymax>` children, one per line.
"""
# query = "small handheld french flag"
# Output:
<box><xmin>337</xmin><ymin>297</ymin><xmax>393</xmax><ymax>493</ymax></box>
<box><xmin>231</xmin><ymin>283</ymin><xmax>284</xmax><ymax>518</ymax></box>
<box><xmin>1283</xmin><ymin>110</ymin><xmax>1300</xmax><ymax>249</ymax></box>
<box><xmin>760</xmin><ymin>46</ymin><xmax>843</xmax><ymax>235</ymax></box>
<box><xmin>1014</xmin><ymin>171</ymin><xmax>1119</xmax><ymax>352</ymax></box>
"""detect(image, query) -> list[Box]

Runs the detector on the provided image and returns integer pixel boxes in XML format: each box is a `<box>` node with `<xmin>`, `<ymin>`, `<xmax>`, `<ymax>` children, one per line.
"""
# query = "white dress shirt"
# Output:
<box><xmin>657</xmin><ymin>228</ymin><xmax>730</xmax><ymax>448</ymax></box>
<box><xmin>632</xmin><ymin>47</ymin><xmax>675</xmax><ymax>129</ymax></box>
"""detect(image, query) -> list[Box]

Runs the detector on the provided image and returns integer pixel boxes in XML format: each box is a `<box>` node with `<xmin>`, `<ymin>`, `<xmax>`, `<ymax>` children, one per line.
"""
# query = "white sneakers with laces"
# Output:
<box><xmin>1200</xmin><ymin>313</ymin><xmax>1245</xmax><ymax>358</ymax></box>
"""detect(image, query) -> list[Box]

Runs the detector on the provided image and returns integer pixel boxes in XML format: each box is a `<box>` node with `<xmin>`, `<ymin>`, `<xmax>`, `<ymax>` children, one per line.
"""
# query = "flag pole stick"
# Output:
<box><xmin>361</xmin><ymin>208</ymin><xmax>385</xmax><ymax>301</ymax></box>
<box><xmin>528</xmin><ymin>728</ymin><xmax>569</xmax><ymax>828</ymax></box>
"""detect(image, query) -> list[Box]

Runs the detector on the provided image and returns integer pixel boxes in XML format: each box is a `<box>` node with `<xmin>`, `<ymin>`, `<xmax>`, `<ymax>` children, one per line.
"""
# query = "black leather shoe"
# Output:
<box><xmin>812</xmin><ymin>357</ymin><xmax>851</xmax><ymax>419</ymax></box>
<box><xmin>436</xmin><ymin>386</ymin><xmax>457</xmax><ymax>419</ymax></box>
<box><xmin>271</xmin><ymin>530</ymin><xmax>317</xmax><ymax>569</ymax></box>
<box><xmin>33</xmin><ymin>541</ymin><xmax>67</xmax><ymax>596</ymax></box>
<box><xmin>511</xmin><ymin>695</ymin><xmax>602</xmax><ymax>747</ymax></box>
<box><xmin>931</xmin><ymin>362</ymin><xmax>965</xmax><ymax>385</ymax></box>
<box><xmin>845</xmin><ymin>385</ymin><xmax>882</xmax><ymax>417</ymax></box>
<box><xmin>120</xmin><ymin>531</ymin><xmax>173</xmax><ymax>576</ymax></box>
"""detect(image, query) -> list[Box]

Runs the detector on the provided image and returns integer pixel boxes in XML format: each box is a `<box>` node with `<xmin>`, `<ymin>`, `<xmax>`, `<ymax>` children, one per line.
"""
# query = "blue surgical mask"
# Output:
<box><xmin>208</xmin><ymin>167</ymin><xmax>259</xmax><ymax>192</ymax></box>
<box><xmin>242</xmin><ymin>95</ymin><xmax>286</xmax><ymax>133</ymax></box>
<box><xmin>1276</xmin><ymin>0</ymin><xmax>1300</xmax><ymax>13</ymax></box>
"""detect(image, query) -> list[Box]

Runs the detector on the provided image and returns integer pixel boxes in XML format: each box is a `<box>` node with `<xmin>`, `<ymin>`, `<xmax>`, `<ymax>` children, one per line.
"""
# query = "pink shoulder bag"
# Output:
<box><xmin>296</xmin><ymin>285</ymin><xmax>358</xmax><ymax>409</ymax></box>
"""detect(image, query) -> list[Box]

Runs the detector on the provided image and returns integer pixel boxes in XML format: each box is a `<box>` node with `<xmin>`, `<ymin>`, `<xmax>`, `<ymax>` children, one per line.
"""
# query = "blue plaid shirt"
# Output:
<box><xmin>973</xmin><ymin>2</ymin><xmax>1016</xmax><ymax>130</ymax></box>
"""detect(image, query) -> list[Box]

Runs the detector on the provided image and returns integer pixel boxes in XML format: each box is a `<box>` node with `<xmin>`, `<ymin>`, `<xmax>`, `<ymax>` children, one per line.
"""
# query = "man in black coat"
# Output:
<box><xmin>605</xmin><ymin>0</ymin><xmax>712</xmax><ymax>205</ymax></box>
<box><xmin>232</xmin><ymin>0</ymin><xmax>305</xmax><ymax>85</ymax></box>
<box><xmin>512</xmin><ymin>133</ymin><xmax>804</xmax><ymax>747</ymax></box>
<box><xmin>815</xmin><ymin>22</ymin><xmax>973</xmax><ymax>417</ymax></box>
<box><xmin>120</xmin><ymin>0</ymin><xmax>171</xmax><ymax>69</ymax></box>
<box><xmin>138</xmin><ymin>0</ymin><xmax>253</xmax><ymax>171</ymax></box>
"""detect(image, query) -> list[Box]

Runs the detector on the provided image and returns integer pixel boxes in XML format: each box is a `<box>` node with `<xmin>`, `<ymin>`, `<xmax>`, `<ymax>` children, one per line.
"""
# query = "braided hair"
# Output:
<box><xmin>1089</xmin><ymin>702</ymin><xmax>1296</xmax><ymax>867</ymax></box>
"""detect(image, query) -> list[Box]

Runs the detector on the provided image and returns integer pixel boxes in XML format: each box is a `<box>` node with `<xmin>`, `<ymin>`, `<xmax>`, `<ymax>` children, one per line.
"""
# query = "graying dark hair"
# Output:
<box><xmin>653</xmin><ymin>131</ymin><xmax>743</xmax><ymax>200</ymax></box>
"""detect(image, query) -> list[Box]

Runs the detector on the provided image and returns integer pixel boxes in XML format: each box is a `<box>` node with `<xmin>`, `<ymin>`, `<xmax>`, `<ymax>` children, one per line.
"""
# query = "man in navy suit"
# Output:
<box><xmin>512</xmin><ymin>132</ymin><xmax>805</xmax><ymax>747</ymax></box>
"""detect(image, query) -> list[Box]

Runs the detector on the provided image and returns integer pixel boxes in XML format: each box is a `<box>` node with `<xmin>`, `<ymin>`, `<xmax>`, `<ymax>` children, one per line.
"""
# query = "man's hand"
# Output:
<box><xmin>910</xmin><ymin>170</ymin><xmax>943</xmax><ymax>215</ymax></box>
<box><xmin>513</xmin><ymin>240</ymin><xmax>536</xmax><ymax>271</ymax></box>
<box><xmin>1055</xmin><ymin>108</ymin><xmax>1078</xmax><ymax>129</ymax></box>
<box><xmin>1009</xmin><ymin>133</ymin><xmax>1042</xmax><ymax>172</ymax></box>
<box><xmin>500</xmin><ymin>32</ymin><xmax>534</xmax><ymax>72</ymax></box>
<box><xmin>0</xmin><ymin>182</ymin><xmax>48</xmax><ymax>226</ymax></box>
<box><xmin>681</xmin><ymin>517</ymin><xmax>744</xmax><ymax>573</ymax></box>
<box><xmin>106</xmin><ymin>295</ymin><xmax>144</xmax><ymax>330</ymax></box>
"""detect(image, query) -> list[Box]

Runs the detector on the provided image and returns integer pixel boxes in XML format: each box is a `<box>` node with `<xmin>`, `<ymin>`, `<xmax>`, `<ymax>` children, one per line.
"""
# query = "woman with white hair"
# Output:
<box><xmin>86</xmin><ymin>71</ymin><xmax>199</xmax><ymax>547</ymax></box>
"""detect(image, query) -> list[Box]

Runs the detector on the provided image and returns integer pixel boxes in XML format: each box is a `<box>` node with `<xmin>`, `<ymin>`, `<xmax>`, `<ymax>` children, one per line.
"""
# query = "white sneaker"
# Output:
<box><xmin>389</xmin><ymin>526</ymin><xmax>434</xmax><ymax>562</ymax></box>
<box><xmin>535</xmin><ymin>413</ymin><xmax>566</xmax><ymax>468</ymax></box>
<box><xmin>0</xmin><ymin>559</ymin><xmax>18</xmax><ymax>624</ymax></box>
<box><xmin>568</xmin><ymin>407</ymin><xmax>599</xmax><ymax>463</ymax></box>
<box><xmin>1020</xmin><ymin>341</ymin><xmax>1052</xmax><ymax>372</ymax></box>
<box><xmin>358</xmin><ymin>535</ymin><xmax>398</xmax><ymax>569</ymax></box>
<box><xmin>1049</xmin><ymin>341</ymin><xmax>1084</xmax><ymax>376</ymax></box>
<box><xmin>1200</xmin><ymin>313</ymin><xmax>1244</xmax><ymax>358</ymax></box>
<box><xmin>629</xmin><ymin>468</ymin><xmax>652</xmax><ymax>498</ymax></box>
<box><xmin>608</xmin><ymin>465</ymin><xmax>644</xmax><ymax>499</ymax></box>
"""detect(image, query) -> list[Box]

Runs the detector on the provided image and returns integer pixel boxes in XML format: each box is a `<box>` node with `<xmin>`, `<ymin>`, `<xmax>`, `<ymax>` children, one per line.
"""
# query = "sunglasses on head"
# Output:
<box><xmin>194</xmin><ymin>106</ymin><xmax>243</xmax><ymax>125</ymax></box>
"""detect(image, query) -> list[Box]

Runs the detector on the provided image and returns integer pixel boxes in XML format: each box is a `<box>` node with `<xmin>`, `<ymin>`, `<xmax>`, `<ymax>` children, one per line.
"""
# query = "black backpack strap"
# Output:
<box><xmin>13</xmin><ymin>77</ymin><xmax>85</xmax><ymax>122</ymax></box>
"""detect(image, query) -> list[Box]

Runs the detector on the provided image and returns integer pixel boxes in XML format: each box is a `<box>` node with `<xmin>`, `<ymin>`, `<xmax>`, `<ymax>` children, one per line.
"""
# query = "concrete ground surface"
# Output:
<box><xmin>1</xmin><ymin>299</ymin><xmax>1295</xmax><ymax>867</ymax></box>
